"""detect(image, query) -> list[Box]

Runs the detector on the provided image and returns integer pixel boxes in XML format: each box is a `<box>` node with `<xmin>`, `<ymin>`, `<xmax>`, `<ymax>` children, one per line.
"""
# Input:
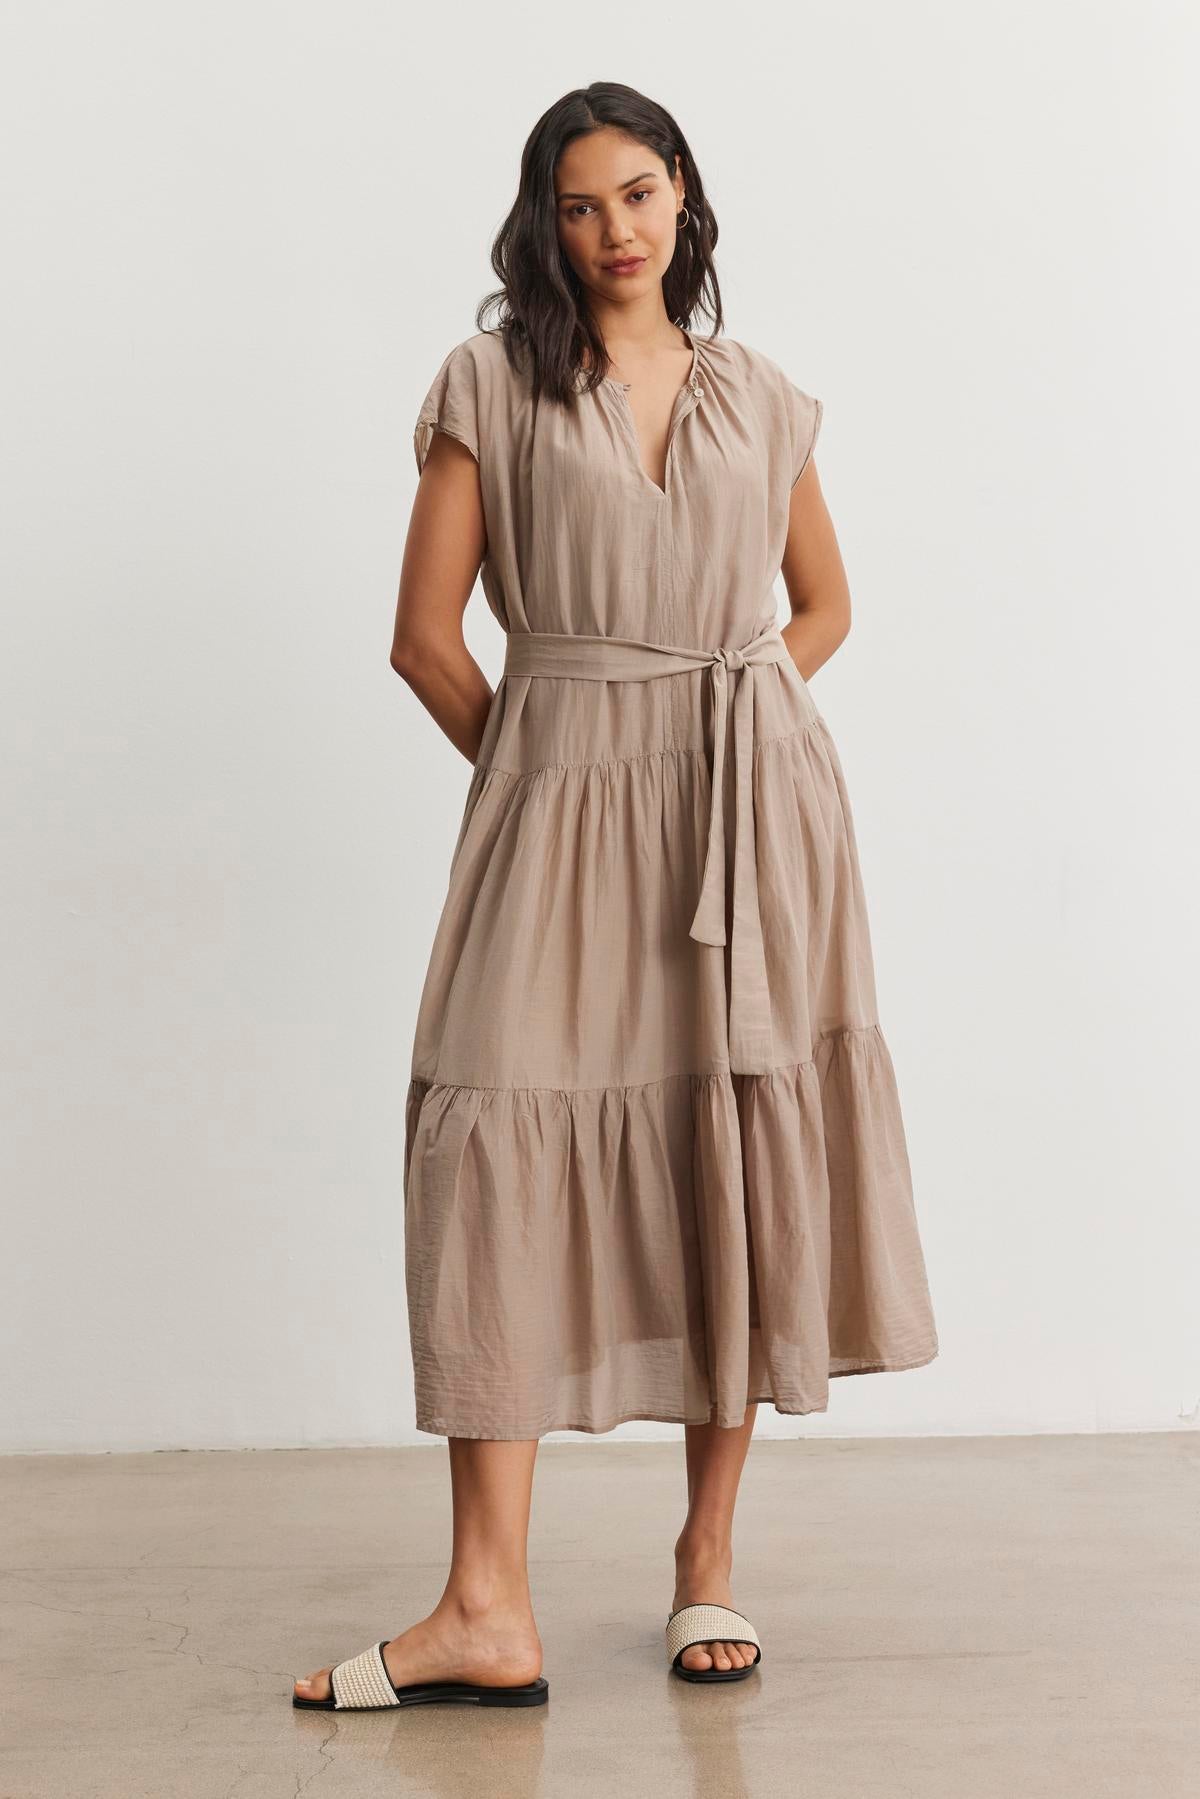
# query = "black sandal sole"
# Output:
<box><xmin>671</xmin><ymin>1656</ymin><xmax>761</xmax><ymax>1683</ymax></box>
<box><xmin>293</xmin><ymin>1676</ymin><xmax>548</xmax><ymax>1710</ymax></box>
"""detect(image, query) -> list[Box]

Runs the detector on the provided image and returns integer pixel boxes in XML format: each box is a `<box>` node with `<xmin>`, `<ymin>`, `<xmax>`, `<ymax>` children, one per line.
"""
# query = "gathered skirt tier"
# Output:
<box><xmin>402</xmin><ymin>658</ymin><xmax>939</xmax><ymax>1438</ymax></box>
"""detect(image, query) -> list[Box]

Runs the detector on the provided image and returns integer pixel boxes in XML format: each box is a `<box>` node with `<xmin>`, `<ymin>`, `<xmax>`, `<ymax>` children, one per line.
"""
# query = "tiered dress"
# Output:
<box><xmin>402</xmin><ymin>325</ymin><xmax>938</xmax><ymax>1439</ymax></box>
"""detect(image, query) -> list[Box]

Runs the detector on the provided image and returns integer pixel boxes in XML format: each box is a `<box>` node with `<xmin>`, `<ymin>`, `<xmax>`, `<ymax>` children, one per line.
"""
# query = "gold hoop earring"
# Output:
<box><xmin>676</xmin><ymin>206</ymin><xmax>690</xmax><ymax>229</ymax></box>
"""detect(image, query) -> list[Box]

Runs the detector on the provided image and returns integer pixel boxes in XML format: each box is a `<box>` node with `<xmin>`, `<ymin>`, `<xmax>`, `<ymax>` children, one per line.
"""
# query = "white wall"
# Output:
<box><xmin>2</xmin><ymin>2</ymin><xmax>1196</xmax><ymax>1452</ymax></box>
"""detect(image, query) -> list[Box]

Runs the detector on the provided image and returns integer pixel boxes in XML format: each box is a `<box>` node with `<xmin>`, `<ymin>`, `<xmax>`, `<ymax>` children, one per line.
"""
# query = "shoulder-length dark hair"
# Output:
<box><xmin>477</xmin><ymin>82</ymin><xmax>724</xmax><ymax>408</ymax></box>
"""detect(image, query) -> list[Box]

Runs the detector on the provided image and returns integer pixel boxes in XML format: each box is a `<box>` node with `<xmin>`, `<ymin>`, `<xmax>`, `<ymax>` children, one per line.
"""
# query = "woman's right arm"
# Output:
<box><xmin>389</xmin><ymin>428</ymin><xmax>494</xmax><ymax>766</ymax></box>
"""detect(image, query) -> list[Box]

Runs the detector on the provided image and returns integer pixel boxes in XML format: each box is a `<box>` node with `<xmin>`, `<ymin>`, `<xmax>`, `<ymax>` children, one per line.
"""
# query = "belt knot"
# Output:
<box><xmin>713</xmin><ymin>646</ymin><xmax>746</xmax><ymax>672</ymax></box>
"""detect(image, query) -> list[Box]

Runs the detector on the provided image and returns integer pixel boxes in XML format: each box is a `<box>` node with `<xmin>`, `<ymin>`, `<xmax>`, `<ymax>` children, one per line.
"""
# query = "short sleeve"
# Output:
<box><xmin>413</xmin><ymin>340</ymin><xmax>481</xmax><ymax>475</ymax></box>
<box><xmin>786</xmin><ymin>379</ymin><xmax>823</xmax><ymax>486</ymax></box>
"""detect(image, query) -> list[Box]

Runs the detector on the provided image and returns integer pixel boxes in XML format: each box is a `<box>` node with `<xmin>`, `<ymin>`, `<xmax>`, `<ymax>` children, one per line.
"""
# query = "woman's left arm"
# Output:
<box><xmin>779</xmin><ymin>459</ymin><xmax>852</xmax><ymax>681</ymax></box>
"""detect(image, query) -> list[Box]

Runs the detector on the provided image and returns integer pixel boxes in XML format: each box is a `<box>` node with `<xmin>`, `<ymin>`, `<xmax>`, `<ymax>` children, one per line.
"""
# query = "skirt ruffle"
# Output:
<box><xmin>403</xmin><ymin>1023</ymin><xmax>938</xmax><ymax>1439</ymax></box>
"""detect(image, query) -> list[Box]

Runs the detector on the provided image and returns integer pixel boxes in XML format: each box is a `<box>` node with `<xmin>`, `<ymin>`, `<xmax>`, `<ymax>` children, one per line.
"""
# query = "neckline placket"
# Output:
<box><xmin>605</xmin><ymin>327</ymin><xmax>705</xmax><ymax>503</ymax></box>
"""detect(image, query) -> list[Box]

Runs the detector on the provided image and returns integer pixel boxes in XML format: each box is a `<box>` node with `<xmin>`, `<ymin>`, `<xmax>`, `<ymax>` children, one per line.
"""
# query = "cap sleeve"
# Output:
<box><xmin>413</xmin><ymin>340</ymin><xmax>481</xmax><ymax>475</ymax></box>
<box><xmin>786</xmin><ymin>379</ymin><xmax>823</xmax><ymax>486</ymax></box>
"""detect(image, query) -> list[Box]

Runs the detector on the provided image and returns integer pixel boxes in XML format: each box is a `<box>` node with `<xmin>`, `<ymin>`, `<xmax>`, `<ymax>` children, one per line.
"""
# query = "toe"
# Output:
<box><xmin>680</xmin><ymin>1637</ymin><xmax>755</xmax><ymax>1672</ymax></box>
<box><xmin>294</xmin><ymin>1663</ymin><xmax>333</xmax><ymax>1702</ymax></box>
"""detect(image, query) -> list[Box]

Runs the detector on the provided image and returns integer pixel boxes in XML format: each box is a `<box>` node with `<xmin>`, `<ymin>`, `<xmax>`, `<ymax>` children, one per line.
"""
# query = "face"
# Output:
<box><xmin>554</xmin><ymin>126</ymin><xmax>685</xmax><ymax>302</ymax></box>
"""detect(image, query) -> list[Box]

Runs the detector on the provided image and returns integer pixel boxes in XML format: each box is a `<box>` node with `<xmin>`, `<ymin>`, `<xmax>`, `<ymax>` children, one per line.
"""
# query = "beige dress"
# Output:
<box><xmin>403</xmin><ymin>325</ymin><xmax>938</xmax><ymax>1439</ymax></box>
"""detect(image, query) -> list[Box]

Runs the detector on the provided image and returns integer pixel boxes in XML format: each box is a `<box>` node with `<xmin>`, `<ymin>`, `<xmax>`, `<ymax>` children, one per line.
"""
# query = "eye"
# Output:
<box><xmin>563</xmin><ymin>191</ymin><xmax>653</xmax><ymax>218</ymax></box>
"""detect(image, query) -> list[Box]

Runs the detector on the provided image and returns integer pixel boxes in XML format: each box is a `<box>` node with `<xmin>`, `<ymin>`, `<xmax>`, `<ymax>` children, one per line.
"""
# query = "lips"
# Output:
<box><xmin>604</xmin><ymin>256</ymin><xmax>645</xmax><ymax>273</ymax></box>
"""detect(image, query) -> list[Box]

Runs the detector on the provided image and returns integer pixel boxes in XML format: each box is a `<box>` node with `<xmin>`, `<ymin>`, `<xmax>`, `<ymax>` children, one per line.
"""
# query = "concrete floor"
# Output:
<box><xmin>0</xmin><ymin>1432</ymin><xmax>1195</xmax><ymax>1798</ymax></box>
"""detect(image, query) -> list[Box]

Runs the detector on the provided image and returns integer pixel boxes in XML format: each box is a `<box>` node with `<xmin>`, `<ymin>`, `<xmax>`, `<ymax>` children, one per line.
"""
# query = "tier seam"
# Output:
<box><xmin>410</xmin><ymin>1025</ymin><xmax>883</xmax><ymax>1096</ymax></box>
<box><xmin>473</xmin><ymin>715</ymin><xmax>824</xmax><ymax>782</ymax></box>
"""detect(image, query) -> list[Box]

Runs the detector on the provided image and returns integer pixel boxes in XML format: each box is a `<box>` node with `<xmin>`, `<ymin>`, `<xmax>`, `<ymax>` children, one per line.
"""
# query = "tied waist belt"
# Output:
<box><xmin>502</xmin><ymin>623</ymin><xmax>793</xmax><ymax>1074</ymax></box>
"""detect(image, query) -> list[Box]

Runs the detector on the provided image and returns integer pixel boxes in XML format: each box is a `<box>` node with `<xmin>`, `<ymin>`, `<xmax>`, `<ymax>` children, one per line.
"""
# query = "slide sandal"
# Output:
<box><xmin>292</xmin><ymin>1639</ymin><xmax>549</xmax><ymax>1709</ymax></box>
<box><xmin>665</xmin><ymin>1603</ymin><xmax>762</xmax><ymax>1683</ymax></box>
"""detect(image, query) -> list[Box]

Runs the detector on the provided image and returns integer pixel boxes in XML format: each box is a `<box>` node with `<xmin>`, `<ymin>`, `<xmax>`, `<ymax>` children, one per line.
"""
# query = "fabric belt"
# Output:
<box><xmin>502</xmin><ymin>622</ymin><xmax>793</xmax><ymax>1073</ymax></box>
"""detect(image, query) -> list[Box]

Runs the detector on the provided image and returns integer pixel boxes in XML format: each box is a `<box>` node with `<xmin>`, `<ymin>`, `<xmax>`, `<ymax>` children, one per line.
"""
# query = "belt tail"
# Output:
<box><xmin>688</xmin><ymin>662</ymin><xmax>731</xmax><ymax>947</ymax></box>
<box><xmin>727</xmin><ymin>665</ymin><xmax>776</xmax><ymax>1074</ymax></box>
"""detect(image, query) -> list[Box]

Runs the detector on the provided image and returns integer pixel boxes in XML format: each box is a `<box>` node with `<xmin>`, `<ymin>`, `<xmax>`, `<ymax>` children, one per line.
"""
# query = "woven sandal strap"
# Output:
<box><xmin>665</xmin><ymin>1600</ymin><xmax>757</xmax><ymax>1634</ymax></box>
<box><xmin>330</xmin><ymin>1640</ymin><xmax>400</xmax><ymax>1708</ymax></box>
<box><xmin>665</xmin><ymin>1603</ymin><xmax>760</xmax><ymax>1664</ymax></box>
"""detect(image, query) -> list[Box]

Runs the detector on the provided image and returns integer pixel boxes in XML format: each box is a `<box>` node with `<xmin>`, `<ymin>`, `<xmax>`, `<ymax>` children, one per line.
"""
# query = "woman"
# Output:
<box><xmin>294</xmin><ymin>81</ymin><xmax>938</xmax><ymax>1712</ymax></box>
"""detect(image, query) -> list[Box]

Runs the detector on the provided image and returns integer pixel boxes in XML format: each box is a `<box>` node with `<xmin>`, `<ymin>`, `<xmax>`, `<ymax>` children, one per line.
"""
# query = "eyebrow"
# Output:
<box><xmin>556</xmin><ymin>171</ymin><xmax>659</xmax><ymax>201</ymax></box>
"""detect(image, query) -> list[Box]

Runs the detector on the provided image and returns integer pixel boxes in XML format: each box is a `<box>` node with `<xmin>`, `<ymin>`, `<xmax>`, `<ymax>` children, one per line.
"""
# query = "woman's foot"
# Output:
<box><xmin>293</xmin><ymin>1592</ymin><xmax>543</xmax><ymax>1703</ymax></box>
<box><xmin>671</xmin><ymin>1533</ymin><xmax>756</xmax><ymax>1674</ymax></box>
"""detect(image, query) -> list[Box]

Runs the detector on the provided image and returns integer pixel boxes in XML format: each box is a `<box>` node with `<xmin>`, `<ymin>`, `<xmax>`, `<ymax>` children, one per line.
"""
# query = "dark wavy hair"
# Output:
<box><xmin>477</xmin><ymin>82</ymin><xmax>724</xmax><ymax>408</ymax></box>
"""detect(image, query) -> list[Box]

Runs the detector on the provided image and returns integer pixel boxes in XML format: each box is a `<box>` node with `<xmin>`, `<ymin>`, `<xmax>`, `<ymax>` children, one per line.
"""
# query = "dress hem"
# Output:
<box><xmin>411</xmin><ymin>1341</ymin><xmax>940</xmax><ymax>1440</ymax></box>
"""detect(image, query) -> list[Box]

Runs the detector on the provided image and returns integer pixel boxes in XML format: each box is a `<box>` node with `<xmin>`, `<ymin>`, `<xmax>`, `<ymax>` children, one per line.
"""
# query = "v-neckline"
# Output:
<box><xmin>604</xmin><ymin>328</ymin><xmax>702</xmax><ymax>501</ymax></box>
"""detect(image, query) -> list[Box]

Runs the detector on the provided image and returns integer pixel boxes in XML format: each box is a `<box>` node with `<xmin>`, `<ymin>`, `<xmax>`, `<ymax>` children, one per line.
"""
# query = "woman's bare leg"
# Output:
<box><xmin>294</xmin><ymin>1437</ymin><xmax>542</xmax><ymax>1700</ymax></box>
<box><xmin>671</xmin><ymin>1404</ymin><xmax>758</xmax><ymax>1673</ymax></box>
